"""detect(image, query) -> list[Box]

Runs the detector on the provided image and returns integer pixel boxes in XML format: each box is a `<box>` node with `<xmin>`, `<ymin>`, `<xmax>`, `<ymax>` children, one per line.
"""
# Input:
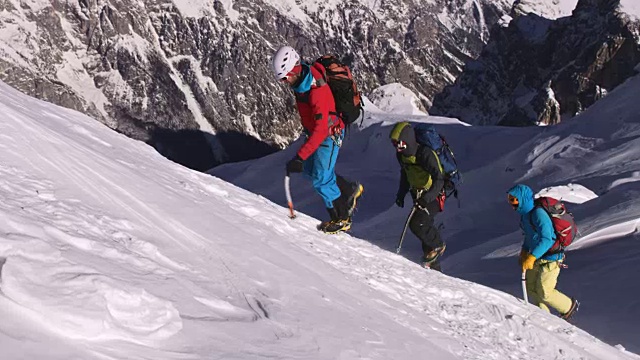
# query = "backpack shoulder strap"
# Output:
<box><xmin>416</xmin><ymin>146</ymin><xmax>444</xmax><ymax>177</ymax></box>
<box><xmin>529</xmin><ymin>205</ymin><xmax>554</xmax><ymax>230</ymax></box>
<box><xmin>311</xmin><ymin>62</ymin><xmax>328</xmax><ymax>84</ymax></box>
<box><xmin>528</xmin><ymin>209</ymin><xmax>537</xmax><ymax>231</ymax></box>
<box><xmin>430</xmin><ymin>149</ymin><xmax>444</xmax><ymax>175</ymax></box>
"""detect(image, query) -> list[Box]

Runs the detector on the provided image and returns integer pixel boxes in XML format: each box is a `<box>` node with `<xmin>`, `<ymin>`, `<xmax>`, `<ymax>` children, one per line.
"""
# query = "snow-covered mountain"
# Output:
<box><xmin>366</xmin><ymin>82</ymin><xmax>428</xmax><ymax>115</ymax></box>
<box><xmin>0</xmin><ymin>0</ymin><xmax>592</xmax><ymax>170</ymax></box>
<box><xmin>213</xmin><ymin>64</ymin><xmax>640</xmax><ymax>353</ymax></box>
<box><xmin>430</xmin><ymin>0</ymin><xmax>640</xmax><ymax>126</ymax></box>
<box><xmin>1</xmin><ymin>75</ymin><xmax>639</xmax><ymax>358</ymax></box>
<box><xmin>512</xmin><ymin>0</ymin><xmax>580</xmax><ymax>19</ymax></box>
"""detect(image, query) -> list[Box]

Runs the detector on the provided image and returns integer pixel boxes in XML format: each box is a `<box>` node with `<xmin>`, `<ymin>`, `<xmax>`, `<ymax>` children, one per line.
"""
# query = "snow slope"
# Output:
<box><xmin>621</xmin><ymin>0</ymin><xmax>640</xmax><ymax>19</ymax></box>
<box><xmin>213</xmin><ymin>73</ymin><xmax>640</xmax><ymax>354</ymax></box>
<box><xmin>367</xmin><ymin>83</ymin><xmax>429</xmax><ymax>116</ymax></box>
<box><xmin>513</xmin><ymin>0</ymin><xmax>579</xmax><ymax>19</ymax></box>
<box><xmin>0</xmin><ymin>83</ymin><xmax>638</xmax><ymax>358</ymax></box>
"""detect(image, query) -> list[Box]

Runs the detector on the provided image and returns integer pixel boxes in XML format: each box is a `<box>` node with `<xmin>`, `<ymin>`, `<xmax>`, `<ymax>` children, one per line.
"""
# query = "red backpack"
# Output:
<box><xmin>313</xmin><ymin>55</ymin><xmax>363</xmax><ymax>126</ymax></box>
<box><xmin>530</xmin><ymin>197</ymin><xmax>577</xmax><ymax>255</ymax></box>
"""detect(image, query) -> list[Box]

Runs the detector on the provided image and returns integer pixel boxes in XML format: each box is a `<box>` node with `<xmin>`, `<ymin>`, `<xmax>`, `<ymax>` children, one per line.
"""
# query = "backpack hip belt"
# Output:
<box><xmin>328</xmin><ymin>113</ymin><xmax>343</xmax><ymax>147</ymax></box>
<box><xmin>331</xmin><ymin>132</ymin><xmax>343</xmax><ymax>147</ymax></box>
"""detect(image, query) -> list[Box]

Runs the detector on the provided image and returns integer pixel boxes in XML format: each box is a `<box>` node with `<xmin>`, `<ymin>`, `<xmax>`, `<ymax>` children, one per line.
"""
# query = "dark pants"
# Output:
<box><xmin>323</xmin><ymin>174</ymin><xmax>360</xmax><ymax>222</ymax></box>
<box><xmin>409</xmin><ymin>200</ymin><xmax>443</xmax><ymax>255</ymax></box>
<box><xmin>333</xmin><ymin>175</ymin><xmax>357</xmax><ymax>219</ymax></box>
<box><xmin>336</xmin><ymin>175</ymin><xmax>354</xmax><ymax>200</ymax></box>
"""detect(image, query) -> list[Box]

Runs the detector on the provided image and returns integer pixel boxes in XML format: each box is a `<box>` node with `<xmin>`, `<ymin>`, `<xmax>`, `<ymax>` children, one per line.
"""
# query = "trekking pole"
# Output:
<box><xmin>284</xmin><ymin>173</ymin><xmax>296</xmax><ymax>219</ymax></box>
<box><xmin>396</xmin><ymin>206</ymin><xmax>417</xmax><ymax>254</ymax></box>
<box><xmin>521</xmin><ymin>271</ymin><xmax>529</xmax><ymax>304</ymax></box>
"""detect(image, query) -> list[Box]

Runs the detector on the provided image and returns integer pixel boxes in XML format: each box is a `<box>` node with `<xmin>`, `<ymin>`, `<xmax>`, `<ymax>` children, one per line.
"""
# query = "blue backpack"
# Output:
<box><xmin>413</xmin><ymin>123</ymin><xmax>462</xmax><ymax>199</ymax></box>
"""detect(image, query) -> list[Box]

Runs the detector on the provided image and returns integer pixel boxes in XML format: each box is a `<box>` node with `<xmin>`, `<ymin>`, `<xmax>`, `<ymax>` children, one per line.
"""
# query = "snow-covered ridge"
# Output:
<box><xmin>513</xmin><ymin>0</ymin><xmax>640</xmax><ymax>20</ymax></box>
<box><xmin>1</xmin><ymin>78</ymin><xmax>639</xmax><ymax>358</ymax></box>
<box><xmin>512</xmin><ymin>0</ymin><xmax>579</xmax><ymax>19</ymax></box>
<box><xmin>620</xmin><ymin>0</ymin><xmax>640</xmax><ymax>19</ymax></box>
<box><xmin>367</xmin><ymin>83</ymin><xmax>428</xmax><ymax>116</ymax></box>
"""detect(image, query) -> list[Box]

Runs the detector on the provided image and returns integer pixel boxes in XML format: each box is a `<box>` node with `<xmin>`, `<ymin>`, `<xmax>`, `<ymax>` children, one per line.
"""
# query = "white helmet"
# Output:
<box><xmin>272</xmin><ymin>46</ymin><xmax>300</xmax><ymax>79</ymax></box>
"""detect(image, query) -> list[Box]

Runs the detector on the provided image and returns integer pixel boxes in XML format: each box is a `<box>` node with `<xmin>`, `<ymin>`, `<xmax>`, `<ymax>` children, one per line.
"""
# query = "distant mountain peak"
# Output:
<box><xmin>430</xmin><ymin>0</ymin><xmax>640</xmax><ymax>126</ymax></box>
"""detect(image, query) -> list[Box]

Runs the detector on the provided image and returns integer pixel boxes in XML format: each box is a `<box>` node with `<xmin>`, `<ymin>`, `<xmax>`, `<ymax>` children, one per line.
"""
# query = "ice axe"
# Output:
<box><xmin>521</xmin><ymin>271</ymin><xmax>529</xmax><ymax>304</ymax></box>
<box><xmin>284</xmin><ymin>173</ymin><xmax>296</xmax><ymax>219</ymax></box>
<box><xmin>395</xmin><ymin>206</ymin><xmax>417</xmax><ymax>254</ymax></box>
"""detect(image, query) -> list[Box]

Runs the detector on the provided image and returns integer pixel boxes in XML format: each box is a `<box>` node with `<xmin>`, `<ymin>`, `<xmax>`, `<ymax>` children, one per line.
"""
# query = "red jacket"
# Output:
<box><xmin>294</xmin><ymin>64</ymin><xmax>344</xmax><ymax>160</ymax></box>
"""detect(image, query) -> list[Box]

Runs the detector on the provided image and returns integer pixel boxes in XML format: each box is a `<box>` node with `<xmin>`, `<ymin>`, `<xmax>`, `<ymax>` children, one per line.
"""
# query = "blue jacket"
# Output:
<box><xmin>508</xmin><ymin>184</ymin><xmax>563</xmax><ymax>261</ymax></box>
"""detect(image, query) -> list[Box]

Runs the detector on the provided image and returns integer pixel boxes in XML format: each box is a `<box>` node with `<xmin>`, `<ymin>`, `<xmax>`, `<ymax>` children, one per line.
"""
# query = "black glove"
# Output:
<box><xmin>395</xmin><ymin>195</ymin><xmax>404</xmax><ymax>208</ymax></box>
<box><xmin>286</xmin><ymin>155</ymin><xmax>304</xmax><ymax>174</ymax></box>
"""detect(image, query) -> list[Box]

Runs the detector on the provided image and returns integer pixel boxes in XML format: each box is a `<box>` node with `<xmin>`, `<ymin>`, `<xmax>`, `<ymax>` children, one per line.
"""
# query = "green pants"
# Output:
<box><xmin>525</xmin><ymin>260</ymin><xmax>572</xmax><ymax>314</ymax></box>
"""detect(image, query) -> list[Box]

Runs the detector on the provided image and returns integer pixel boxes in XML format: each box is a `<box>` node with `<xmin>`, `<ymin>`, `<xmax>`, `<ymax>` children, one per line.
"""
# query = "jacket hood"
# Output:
<box><xmin>389</xmin><ymin>122</ymin><xmax>418</xmax><ymax>156</ymax></box>
<box><xmin>291</xmin><ymin>63</ymin><xmax>312</xmax><ymax>93</ymax></box>
<box><xmin>508</xmin><ymin>184</ymin><xmax>534</xmax><ymax>214</ymax></box>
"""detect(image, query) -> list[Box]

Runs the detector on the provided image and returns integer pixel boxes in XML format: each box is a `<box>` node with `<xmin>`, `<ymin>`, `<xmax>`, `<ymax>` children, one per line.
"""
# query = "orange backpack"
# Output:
<box><xmin>314</xmin><ymin>55</ymin><xmax>363</xmax><ymax>125</ymax></box>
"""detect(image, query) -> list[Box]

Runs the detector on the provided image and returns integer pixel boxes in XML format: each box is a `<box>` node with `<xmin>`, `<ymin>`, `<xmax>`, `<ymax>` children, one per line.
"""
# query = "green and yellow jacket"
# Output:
<box><xmin>396</xmin><ymin>145</ymin><xmax>445</xmax><ymax>203</ymax></box>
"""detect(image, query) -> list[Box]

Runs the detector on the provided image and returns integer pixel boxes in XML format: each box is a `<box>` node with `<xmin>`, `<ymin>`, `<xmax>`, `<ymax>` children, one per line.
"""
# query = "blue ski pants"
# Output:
<box><xmin>303</xmin><ymin>135</ymin><xmax>342</xmax><ymax>209</ymax></box>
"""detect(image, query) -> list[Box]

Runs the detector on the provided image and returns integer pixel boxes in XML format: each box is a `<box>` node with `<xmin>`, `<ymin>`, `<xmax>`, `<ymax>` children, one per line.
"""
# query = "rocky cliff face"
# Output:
<box><xmin>0</xmin><ymin>0</ymin><xmax>511</xmax><ymax>170</ymax></box>
<box><xmin>430</xmin><ymin>0</ymin><xmax>640</xmax><ymax>126</ymax></box>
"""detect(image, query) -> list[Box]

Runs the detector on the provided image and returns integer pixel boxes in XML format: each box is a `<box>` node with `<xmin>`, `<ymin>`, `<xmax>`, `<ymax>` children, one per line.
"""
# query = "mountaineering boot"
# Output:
<box><xmin>561</xmin><ymin>298</ymin><xmax>580</xmax><ymax>321</ymax></box>
<box><xmin>318</xmin><ymin>206</ymin><xmax>352</xmax><ymax>234</ymax></box>
<box><xmin>420</xmin><ymin>243</ymin><xmax>447</xmax><ymax>269</ymax></box>
<box><xmin>320</xmin><ymin>219</ymin><xmax>352</xmax><ymax>234</ymax></box>
<box><xmin>427</xmin><ymin>260</ymin><xmax>442</xmax><ymax>272</ymax></box>
<box><xmin>317</xmin><ymin>207</ymin><xmax>338</xmax><ymax>231</ymax></box>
